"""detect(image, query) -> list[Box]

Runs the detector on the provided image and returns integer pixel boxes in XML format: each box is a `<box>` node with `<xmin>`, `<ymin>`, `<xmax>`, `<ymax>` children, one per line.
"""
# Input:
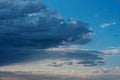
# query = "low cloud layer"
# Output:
<box><xmin>45</xmin><ymin>47</ymin><xmax>105</xmax><ymax>67</ymax></box>
<box><xmin>0</xmin><ymin>71</ymin><xmax>120</xmax><ymax>80</ymax></box>
<box><xmin>0</xmin><ymin>0</ymin><xmax>94</xmax><ymax>66</ymax></box>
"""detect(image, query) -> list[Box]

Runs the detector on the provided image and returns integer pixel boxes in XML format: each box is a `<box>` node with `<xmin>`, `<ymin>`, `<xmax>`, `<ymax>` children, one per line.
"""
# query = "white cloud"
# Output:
<box><xmin>102</xmin><ymin>49</ymin><xmax>120</xmax><ymax>55</ymax></box>
<box><xmin>91</xmin><ymin>68</ymin><xmax>110</xmax><ymax>73</ymax></box>
<box><xmin>116</xmin><ymin>66</ymin><xmax>120</xmax><ymax>71</ymax></box>
<box><xmin>100</xmin><ymin>22</ymin><xmax>117</xmax><ymax>28</ymax></box>
<box><xmin>70</xmin><ymin>18</ymin><xmax>77</xmax><ymax>24</ymax></box>
<box><xmin>46</xmin><ymin>45</ymin><xmax>78</xmax><ymax>52</ymax></box>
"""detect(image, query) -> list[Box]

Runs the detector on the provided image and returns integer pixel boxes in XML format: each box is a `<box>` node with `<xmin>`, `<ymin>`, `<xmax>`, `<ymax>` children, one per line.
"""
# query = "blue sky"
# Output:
<box><xmin>0</xmin><ymin>0</ymin><xmax>120</xmax><ymax>75</ymax></box>
<box><xmin>42</xmin><ymin>0</ymin><xmax>120</xmax><ymax>50</ymax></box>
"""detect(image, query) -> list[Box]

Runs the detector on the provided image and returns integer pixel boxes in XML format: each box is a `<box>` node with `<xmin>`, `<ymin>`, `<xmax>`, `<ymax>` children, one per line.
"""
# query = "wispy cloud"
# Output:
<box><xmin>45</xmin><ymin>46</ymin><xmax>105</xmax><ymax>67</ymax></box>
<box><xmin>91</xmin><ymin>68</ymin><xmax>110</xmax><ymax>73</ymax></box>
<box><xmin>100</xmin><ymin>22</ymin><xmax>117</xmax><ymax>28</ymax></box>
<box><xmin>102</xmin><ymin>48</ymin><xmax>120</xmax><ymax>55</ymax></box>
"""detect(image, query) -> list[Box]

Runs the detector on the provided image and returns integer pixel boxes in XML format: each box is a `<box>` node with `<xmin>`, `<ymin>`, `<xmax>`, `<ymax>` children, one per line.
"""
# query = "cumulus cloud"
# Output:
<box><xmin>0</xmin><ymin>0</ymin><xmax>94</xmax><ymax>66</ymax></box>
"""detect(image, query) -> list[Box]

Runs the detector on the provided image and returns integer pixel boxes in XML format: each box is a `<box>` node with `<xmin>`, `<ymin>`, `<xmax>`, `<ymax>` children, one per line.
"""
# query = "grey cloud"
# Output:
<box><xmin>47</xmin><ymin>62</ymin><xmax>64</xmax><ymax>67</ymax></box>
<box><xmin>0</xmin><ymin>0</ymin><xmax>46</xmax><ymax>19</ymax></box>
<box><xmin>0</xmin><ymin>48</ymin><xmax>46</xmax><ymax>66</ymax></box>
<box><xmin>0</xmin><ymin>0</ymin><xmax>93</xmax><ymax>66</ymax></box>
<box><xmin>44</xmin><ymin>50</ymin><xmax>105</xmax><ymax>67</ymax></box>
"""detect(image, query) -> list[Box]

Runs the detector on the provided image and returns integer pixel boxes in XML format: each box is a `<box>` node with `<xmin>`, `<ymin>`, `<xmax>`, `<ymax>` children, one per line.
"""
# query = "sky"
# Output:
<box><xmin>0</xmin><ymin>0</ymin><xmax>120</xmax><ymax>77</ymax></box>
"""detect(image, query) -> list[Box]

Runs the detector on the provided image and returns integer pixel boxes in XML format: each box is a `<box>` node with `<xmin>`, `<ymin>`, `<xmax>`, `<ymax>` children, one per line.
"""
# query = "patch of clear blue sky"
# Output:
<box><xmin>42</xmin><ymin>0</ymin><xmax>120</xmax><ymax>50</ymax></box>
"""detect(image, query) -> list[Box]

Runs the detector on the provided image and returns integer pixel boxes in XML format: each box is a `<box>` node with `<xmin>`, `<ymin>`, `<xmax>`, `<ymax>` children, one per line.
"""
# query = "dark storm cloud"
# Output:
<box><xmin>0</xmin><ymin>0</ymin><xmax>93</xmax><ymax>66</ymax></box>
<box><xmin>0</xmin><ymin>0</ymin><xmax>46</xmax><ymax>19</ymax></box>
<box><xmin>0</xmin><ymin>48</ymin><xmax>46</xmax><ymax>66</ymax></box>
